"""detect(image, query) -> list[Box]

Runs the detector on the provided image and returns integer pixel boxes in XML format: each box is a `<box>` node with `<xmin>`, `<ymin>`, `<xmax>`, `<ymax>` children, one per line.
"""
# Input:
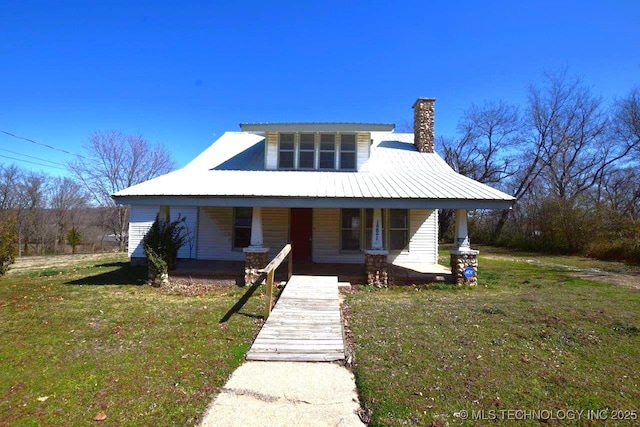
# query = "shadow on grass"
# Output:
<box><xmin>219</xmin><ymin>281</ymin><xmax>263</xmax><ymax>323</ymax></box>
<box><xmin>65</xmin><ymin>262</ymin><xmax>147</xmax><ymax>286</ymax></box>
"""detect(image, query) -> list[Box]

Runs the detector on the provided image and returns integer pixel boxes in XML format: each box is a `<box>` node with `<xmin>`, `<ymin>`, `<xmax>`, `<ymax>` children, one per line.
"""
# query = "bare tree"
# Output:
<box><xmin>17</xmin><ymin>171</ymin><xmax>49</xmax><ymax>255</ymax></box>
<box><xmin>442</xmin><ymin>100</ymin><xmax>522</xmax><ymax>185</ymax></box>
<box><xmin>49</xmin><ymin>177</ymin><xmax>89</xmax><ymax>252</ymax></box>
<box><xmin>68</xmin><ymin>131</ymin><xmax>176</xmax><ymax>250</ymax></box>
<box><xmin>439</xmin><ymin>101</ymin><xmax>524</xmax><ymax>240</ymax></box>
<box><xmin>613</xmin><ymin>87</ymin><xmax>640</xmax><ymax>161</ymax></box>
<box><xmin>0</xmin><ymin>164</ymin><xmax>23</xmax><ymax>210</ymax></box>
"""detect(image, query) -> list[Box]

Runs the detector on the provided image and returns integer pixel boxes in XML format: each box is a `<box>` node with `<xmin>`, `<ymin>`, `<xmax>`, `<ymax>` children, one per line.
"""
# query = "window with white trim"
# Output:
<box><xmin>339</xmin><ymin>134</ymin><xmax>356</xmax><ymax>170</ymax></box>
<box><xmin>340</xmin><ymin>208</ymin><xmax>361</xmax><ymax>251</ymax></box>
<box><xmin>278</xmin><ymin>133</ymin><xmax>295</xmax><ymax>169</ymax></box>
<box><xmin>233</xmin><ymin>207</ymin><xmax>252</xmax><ymax>249</ymax></box>
<box><xmin>298</xmin><ymin>133</ymin><xmax>315</xmax><ymax>169</ymax></box>
<box><xmin>319</xmin><ymin>133</ymin><xmax>336</xmax><ymax>169</ymax></box>
<box><xmin>389</xmin><ymin>209</ymin><xmax>409</xmax><ymax>250</ymax></box>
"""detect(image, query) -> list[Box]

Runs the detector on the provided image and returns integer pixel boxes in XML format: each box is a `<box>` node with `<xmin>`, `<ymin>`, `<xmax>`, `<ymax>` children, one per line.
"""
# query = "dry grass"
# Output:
<box><xmin>349</xmin><ymin>249</ymin><xmax>640</xmax><ymax>426</ymax></box>
<box><xmin>0</xmin><ymin>253</ymin><xmax>263</xmax><ymax>426</ymax></box>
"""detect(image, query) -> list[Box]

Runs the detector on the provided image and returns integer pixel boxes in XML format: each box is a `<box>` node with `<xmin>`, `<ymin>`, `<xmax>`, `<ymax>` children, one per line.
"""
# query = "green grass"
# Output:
<box><xmin>0</xmin><ymin>254</ymin><xmax>263</xmax><ymax>426</ymax></box>
<box><xmin>350</xmin><ymin>249</ymin><xmax>640</xmax><ymax>426</ymax></box>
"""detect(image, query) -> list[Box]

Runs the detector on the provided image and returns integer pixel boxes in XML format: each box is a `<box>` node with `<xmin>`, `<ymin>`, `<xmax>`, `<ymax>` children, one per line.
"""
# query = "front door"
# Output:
<box><xmin>290</xmin><ymin>208</ymin><xmax>312</xmax><ymax>261</ymax></box>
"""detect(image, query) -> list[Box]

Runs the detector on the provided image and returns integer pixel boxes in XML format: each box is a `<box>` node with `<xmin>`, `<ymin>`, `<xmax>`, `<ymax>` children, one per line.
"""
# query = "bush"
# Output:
<box><xmin>143</xmin><ymin>214</ymin><xmax>187</xmax><ymax>271</ymax></box>
<box><xmin>586</xmin><ymin>239</ymin><xmax>640</xmax><ymax>265</ymax></box>
<box><xmin>0</xmin><ymin>213</ymin><xmax>18</xmax><ymax>276</ymax></box>
<box><xmin>66</xmin><ymin>227</ymin><xmax>82</xmax><ymax>254</ymax></box>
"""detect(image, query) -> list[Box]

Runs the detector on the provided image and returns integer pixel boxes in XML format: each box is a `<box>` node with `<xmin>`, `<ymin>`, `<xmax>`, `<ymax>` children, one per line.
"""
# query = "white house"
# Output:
<box><xmin>113</xmin><ymin>99</ymin><xmax>515</xmax><ymax>285</ymax></box>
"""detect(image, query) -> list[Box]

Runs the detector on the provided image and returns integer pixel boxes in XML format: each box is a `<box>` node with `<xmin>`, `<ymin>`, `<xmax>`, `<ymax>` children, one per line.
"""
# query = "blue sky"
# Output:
<box><xmin>1</xmin><ymin>0</ymin><xmax>639</xmax><ymax>176</ymax></box>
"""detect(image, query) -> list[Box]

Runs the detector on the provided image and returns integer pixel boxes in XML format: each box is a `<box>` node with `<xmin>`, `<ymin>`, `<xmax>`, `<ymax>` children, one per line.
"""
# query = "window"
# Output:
<box><xmin>389</xmin><ymin>209</ymin><xmax>408</xmax><ymax>250</ymax></box>
<box><xmin>319</xmin><ymin>133</ymin><xmax>336</xmax><ymax>169</ymax></box>
<box><xmin>341</xmin><ymin>208</ymin><xmax>361</xmax><ymax>251</ymax></box>
<box><xmin>298</xmin><ymin>133</ymin><xmax>315</xmax><ymax>169</ymax></box>
<box><xmin>339</xmin><ymin>134</ymin><xmax>356</xmax><ymax>170</ymax></box>
<box><xmin>233</xmin><ymin>207</ymin><xmax>252</xmax><ymax>249</ymax></box>
<box><xmin>278</xmin><ymin>133</ymin><xmax>295</xmax><ymax>169</ymax></box>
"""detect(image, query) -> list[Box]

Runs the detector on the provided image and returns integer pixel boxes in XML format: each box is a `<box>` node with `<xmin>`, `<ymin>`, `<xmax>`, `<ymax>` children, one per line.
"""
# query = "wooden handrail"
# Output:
<box><xmin>258</xmin><ymin>243</ymin><xmax>293</xmax><ymax>319</ymax></box>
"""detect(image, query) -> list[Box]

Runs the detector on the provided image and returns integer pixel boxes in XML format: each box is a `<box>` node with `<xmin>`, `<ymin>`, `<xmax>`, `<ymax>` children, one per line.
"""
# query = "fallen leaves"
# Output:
<box><xmin>93</xmin><ymin>411</ymin><xmax>107</xmax><ymax>421</ymax></box>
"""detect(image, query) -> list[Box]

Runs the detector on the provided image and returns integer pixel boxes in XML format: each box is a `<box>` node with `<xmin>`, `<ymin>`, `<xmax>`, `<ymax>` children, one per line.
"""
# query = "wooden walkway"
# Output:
<box><xmin>246</xmin><ymin>275</ymin><xmax>346</xmax><ymax>362</ymax></box>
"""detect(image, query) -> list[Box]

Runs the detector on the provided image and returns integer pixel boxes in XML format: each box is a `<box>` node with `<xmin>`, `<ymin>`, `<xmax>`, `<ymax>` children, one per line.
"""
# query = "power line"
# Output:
<box><xmin>0</xmin><ymin>154</ymin><xmax>68</xmax><ymax>171</ymax></box>
<box><xmin>0</xmin><ymin>148</ymin><xmax>67</xmax><ymax>167</ymax></box>
<box><xmin>0</xmin><ymin>130</ymin><xmax>87</xmax><ymax>159</ymax></box>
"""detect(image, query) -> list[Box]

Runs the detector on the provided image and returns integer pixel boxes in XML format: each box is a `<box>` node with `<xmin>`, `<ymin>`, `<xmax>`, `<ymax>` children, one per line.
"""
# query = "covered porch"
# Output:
<box><xmin>171</xmin><ymin>257</ymin><xmax>452</xmax><ymax>286</ymax></box>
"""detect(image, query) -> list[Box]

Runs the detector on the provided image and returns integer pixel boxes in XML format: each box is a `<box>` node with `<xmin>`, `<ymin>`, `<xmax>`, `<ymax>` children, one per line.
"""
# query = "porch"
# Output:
<box><xmin>171</xmin><ymin>258</ymin><xmax>451</xmax><ymax>285</ymax></box>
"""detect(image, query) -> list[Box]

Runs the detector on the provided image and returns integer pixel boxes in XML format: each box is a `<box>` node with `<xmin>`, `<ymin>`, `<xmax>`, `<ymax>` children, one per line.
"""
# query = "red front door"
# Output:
<box><xmin>290</xmin><ymin>208</ymin><xmax>312</xmax><ymax>261</ymax></box>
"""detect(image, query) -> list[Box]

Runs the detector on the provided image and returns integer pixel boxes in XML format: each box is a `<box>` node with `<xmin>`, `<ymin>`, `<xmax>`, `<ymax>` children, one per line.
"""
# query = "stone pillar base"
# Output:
<box><xmin>243</xmin><ymin>247</ymin><xmax>270</xmax><ymax>286</ymax></box>
<box><xmin>365</xmin><ymin>250</ymin><xmax>389</xmax><ymax>287</ymax></box>
<box><xmin>450</xmin><ymin>248</ymin><xmax>479</xmax><ymax>286</ymax></box>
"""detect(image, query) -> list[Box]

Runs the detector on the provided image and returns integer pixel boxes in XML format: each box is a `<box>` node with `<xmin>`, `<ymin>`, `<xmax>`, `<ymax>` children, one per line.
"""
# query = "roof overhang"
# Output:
<box><xmin>239</xmin><ymin>123</ymin><xmax>395</xmax><ymax>132</ymax></box>
<box><xmin>113</xmin><ymin>195</ymin><xmax>515</xmax><ymax>210</ymax></box>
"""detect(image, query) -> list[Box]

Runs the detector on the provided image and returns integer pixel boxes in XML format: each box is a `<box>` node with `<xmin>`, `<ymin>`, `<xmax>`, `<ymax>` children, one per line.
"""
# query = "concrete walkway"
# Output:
<box><xmin>200</xmin><ymin>276</ymin><xmax>364</xmax><ymax>427</ymax></box>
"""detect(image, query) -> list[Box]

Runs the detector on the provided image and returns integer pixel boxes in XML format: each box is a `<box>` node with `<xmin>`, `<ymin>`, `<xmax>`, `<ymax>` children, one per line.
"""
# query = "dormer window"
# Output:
<box><xmin>319</xmin><ymin>134</ymin><xmax>336</xmax><ymax>169</ymax></box>
<box><xmin>339</xmin><ymin>134</ymin><xmax>356</xmax><ymax>170</ymax></box>
<box><xmin>298</xmin><ymin>133</ymin><xmax>315</xmax><ymax>169</ymax></box>
<box><xmin>278</xmin><ymin>133</ymin><xmax>295</xmax><ymax>169</ymax></box>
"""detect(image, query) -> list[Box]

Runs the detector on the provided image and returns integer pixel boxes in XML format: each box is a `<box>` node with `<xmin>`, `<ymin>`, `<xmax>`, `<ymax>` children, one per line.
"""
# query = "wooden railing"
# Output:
<box><xmin>258</xmin><ymin>243</ymin><xmax>293</xmax><ymax>319</ymax></box>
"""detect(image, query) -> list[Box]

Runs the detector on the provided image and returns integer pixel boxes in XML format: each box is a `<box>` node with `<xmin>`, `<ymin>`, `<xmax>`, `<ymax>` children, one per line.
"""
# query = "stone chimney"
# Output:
<box><xmin>412</xmin><ymin>98</ymin><xmax>436</xmax><ymax>153</ymax></box>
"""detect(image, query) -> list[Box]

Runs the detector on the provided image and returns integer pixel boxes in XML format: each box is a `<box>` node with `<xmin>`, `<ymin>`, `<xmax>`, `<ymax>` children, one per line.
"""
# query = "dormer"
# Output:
<box><xmin>239</xmin><ymin>123</ymin><xmax>394</xmax><ymax>171</ymax></box>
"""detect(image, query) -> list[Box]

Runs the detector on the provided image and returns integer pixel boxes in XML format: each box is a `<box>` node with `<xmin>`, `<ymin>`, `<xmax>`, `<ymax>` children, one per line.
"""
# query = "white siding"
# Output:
<box><xmin>128</xmin><ymin>205</ymin><xmax>159</xmax><ymax>258</ymax></box>
<box><xmin>171</xmin><ymin>206</ymin><xmax>198</xmax><ymax>259</ymax></box>
<box><xmin>197</xmin><ymin>207</ymin><xmax>244</xmax><ymax>261</ymax></box>
<box><xmin>313</xmin><ymin>208</ymin><xmax>363</xmax><ymax>264</ymax></box>
<box><xmin>390</xmin><ymin>209</ymin><xmax>438</xmax><ymax>264</ymax></box>
<box><xmin>262</xmin><ymin>207</ymin><xmax>289</xmax><ymax>258</ymax></box>
<box><xmin>265</xmin><ymin>132</ymin><xmax>278</xmax><ymax>170</ymax></box>
<box><xmin>356</xmin><ymin>132</ymin><xmax>370</xmax><ymax>170</ymax></box>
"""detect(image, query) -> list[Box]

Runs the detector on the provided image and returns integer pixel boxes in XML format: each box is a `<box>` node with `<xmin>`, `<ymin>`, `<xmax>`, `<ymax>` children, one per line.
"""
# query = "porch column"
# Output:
<box><xmin>450</xmin><ymin>209</ymin><xmax>479</xmax><ymax>286</ymax></box>
<box><xmin>244</xmin><ymin>207</ymin><xmax>269</xmax><ymax>286</ymax></box>
<box><xmin>250</xmin><ymin>207</ymin><xmax>264</xmax><ymax>248</ymax></box>
<box><xmin>158</xmin><ymin>205</ymin><xmax>170</xmax><ymax>225</ymax></box>
<box><xmin>371</xmin><ymin>208</ymin><xmax>383</xmax><ymax>250</ymax></box>
<box><xmin>365</xmin><ymin>208</ymin><xmax>389</xmax><ymax>287</ymax></box>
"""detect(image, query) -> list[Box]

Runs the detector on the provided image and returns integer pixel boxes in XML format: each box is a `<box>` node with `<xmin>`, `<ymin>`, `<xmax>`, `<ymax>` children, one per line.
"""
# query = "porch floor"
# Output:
<box><xmin>172</xmin><ymin>259</ymin><xmax>451</xmax><ymax>285</ymax></box>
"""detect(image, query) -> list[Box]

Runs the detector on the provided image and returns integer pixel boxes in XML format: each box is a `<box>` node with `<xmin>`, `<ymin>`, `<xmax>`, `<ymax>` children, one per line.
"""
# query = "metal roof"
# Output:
<box><xmin>239</xmin><ymin>123</ymin><xmax>395</xmax><ymax>132</ymax></box>
<box><xmin>113</xmin><ymin>131</ymin><xmax>516</xmax><ymax>209</ymax></box>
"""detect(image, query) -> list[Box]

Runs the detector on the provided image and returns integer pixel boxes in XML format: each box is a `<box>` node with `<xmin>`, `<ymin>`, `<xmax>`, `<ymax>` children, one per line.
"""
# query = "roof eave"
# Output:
<box><xmin>113</xmin><ymin>195</ymin><xmax>516</xmax><ymax>210</ymax></box>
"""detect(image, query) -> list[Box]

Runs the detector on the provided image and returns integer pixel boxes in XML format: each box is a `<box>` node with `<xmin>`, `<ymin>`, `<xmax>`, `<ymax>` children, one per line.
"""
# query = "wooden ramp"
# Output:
<box><xmin>246</xmin><ymin>275</ymin><xmax>345</xmax><ymax>362</ymax></box>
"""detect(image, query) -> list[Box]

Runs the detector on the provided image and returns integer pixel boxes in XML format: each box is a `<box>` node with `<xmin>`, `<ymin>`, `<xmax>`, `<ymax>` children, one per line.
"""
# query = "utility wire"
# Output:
<box><xmin>0</xmin><ymin>147</ymin><xmax>67</xmax><ymax>167</ymax></box>
<box><xmin>0</xmin><ymin>154</ymin><xmax>68</xmax><ymax>171</ymax></box>
<box><xmin>0</xmin><ymin>130</ymin><xmax>87</xmax><ymax>159</ymax></box>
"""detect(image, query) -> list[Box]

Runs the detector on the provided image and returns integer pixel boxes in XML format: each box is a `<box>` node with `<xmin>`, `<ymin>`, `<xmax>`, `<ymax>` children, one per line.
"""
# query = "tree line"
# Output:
<box><xmin>0</xmin><ymin>130</ymin><xmax>175</xmax><ymax>266</ymax></box>
<box><xmin>439</xmin><ymin>70</ymin><xmax>640</xmax><ymax>263</ymax></box>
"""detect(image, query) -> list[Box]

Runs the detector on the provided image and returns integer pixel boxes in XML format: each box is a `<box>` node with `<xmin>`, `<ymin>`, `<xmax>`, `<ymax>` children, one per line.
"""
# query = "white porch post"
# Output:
<box><xmin>454</xmin><ymin>209</ymin><xmax>470</xmax><ymax>250</ymax></box>
<box><xmin>158</xmin><ymin>205</ymin><xmax>170</xmax><ymax>226</ymax></box>
<box><xmin>450</xmin><ymin>209</ymin><xmax>479</xmax><ymax>286</ymax></box>
<box><xmin>371</xmin><ymin>208</ymin><xmax>383</xmax><ymax>250</ymax></box>
<box><xmin>244</xmin><ymin>206</ymin><xmax>269</xmax><ymax>285</ymax></box>
<box><xmin>249</xmin><ymin>206</ymin><xmax>264</xmax><ymax>248</ymax></box>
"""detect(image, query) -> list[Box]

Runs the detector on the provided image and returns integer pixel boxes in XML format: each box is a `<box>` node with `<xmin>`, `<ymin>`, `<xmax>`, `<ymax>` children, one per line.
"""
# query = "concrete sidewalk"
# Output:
<box><xmin>200</xmin><ymin>361</ymin><xmax>364</xmax><ymax>427</ymax></box>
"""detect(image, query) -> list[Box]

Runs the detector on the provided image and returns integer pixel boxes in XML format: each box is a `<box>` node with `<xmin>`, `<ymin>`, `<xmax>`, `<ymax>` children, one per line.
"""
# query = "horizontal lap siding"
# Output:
<box><xmin>313</xmin><ymin>208</ymin><xmax>363</xmax><ymax>264</ymax></box>
<box><xmin>265</xmin><ymin>132</ymin><xmax>278</xmax><ymax>169</ymax></box>
<box><xmin>390</xmin><ymin>209</ymin><xmax>438</xmax><ymax>264</ymax></box>
<box><xmin>171</xmin><ymin>206</ymin><xmax>198</xmax><ymax>259</ymax></box>
<box><xmin>262</xmin><ymin>208</ymin><xmax>289</xmax><ymax>258</ymax></box>
<box><xmin>128</xmin><ymin>205</ymin><xmax>159</xmax><ymax>258</ymax></box>
<box><xmin>356</xmin><ymin>132</ymin><xmax>370</xmax><ymax>170</ymax></box>
<box><xmin>197</xmin><ymin>207</ymin><xmax>243</xmax><ymax>261</ymax></box>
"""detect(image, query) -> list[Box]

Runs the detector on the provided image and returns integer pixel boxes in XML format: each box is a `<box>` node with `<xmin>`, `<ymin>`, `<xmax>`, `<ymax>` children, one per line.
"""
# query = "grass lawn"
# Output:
<box><xmin>0</xmin><ymin>253</ymin><xmax>263</xmax><ymax>426</ymax></box>
<box><xmin>349</xmin><ymin>248</ymin><xmax>640</xmax><ymax>426</ymax></box>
